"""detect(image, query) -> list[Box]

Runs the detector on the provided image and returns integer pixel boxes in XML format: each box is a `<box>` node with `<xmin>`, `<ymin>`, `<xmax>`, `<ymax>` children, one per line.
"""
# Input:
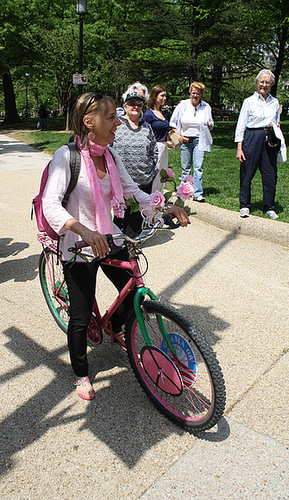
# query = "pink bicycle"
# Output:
<box><xmin>38</xmin><ymin>218</ymin><xmax>226</xmax><ymax>431</ymax></box>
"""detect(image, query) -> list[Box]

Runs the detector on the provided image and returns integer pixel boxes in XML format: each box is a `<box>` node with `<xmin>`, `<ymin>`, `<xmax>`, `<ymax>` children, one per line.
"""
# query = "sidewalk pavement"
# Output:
<box><xmin>0</xmin><ymin>131</ymin><xmax>288</xmax><ymax>499</ymax></box>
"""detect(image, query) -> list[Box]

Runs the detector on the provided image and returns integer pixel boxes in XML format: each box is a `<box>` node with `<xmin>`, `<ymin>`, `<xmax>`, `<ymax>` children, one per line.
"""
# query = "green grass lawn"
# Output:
<box><xmin>168</xmin><ymin>119</ymin><xmax>289</xmax><ymax>223</ymax></box>
<box><xmin>10</xmin><ymin>130</ymin><xmax>72</xmax><ymax>155</ymax></box>
<box><xmin>6</xmin><ymin>118</ymin><xmax>289</xmax><ymax>223</ymax></box>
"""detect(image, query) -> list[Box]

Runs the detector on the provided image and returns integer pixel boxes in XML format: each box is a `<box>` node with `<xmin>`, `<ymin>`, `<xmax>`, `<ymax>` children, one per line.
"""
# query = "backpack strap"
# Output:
<box><xmin>57</xmin><ymin>142</ymin><xmax>81</xmax><ymax>261</ymax></box>
<box><xmin>62</xmin><ymin>142</ymin><xmax>81</xmax><ymax>209</ymax></box>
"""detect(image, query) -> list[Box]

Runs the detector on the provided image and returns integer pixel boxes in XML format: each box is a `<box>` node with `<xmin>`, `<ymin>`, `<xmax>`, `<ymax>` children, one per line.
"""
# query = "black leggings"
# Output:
<box><xmin>62</xmin><ymin>247</ymin><xmax>134</xmax><ymax>377</ymax></box>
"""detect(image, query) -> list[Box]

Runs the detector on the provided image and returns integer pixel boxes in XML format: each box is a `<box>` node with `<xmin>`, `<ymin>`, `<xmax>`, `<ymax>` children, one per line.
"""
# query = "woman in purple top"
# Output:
<box><xmin>143</xmin><ymin>85</ymin><xmax>170</xmax><ymax>191</ymax></box>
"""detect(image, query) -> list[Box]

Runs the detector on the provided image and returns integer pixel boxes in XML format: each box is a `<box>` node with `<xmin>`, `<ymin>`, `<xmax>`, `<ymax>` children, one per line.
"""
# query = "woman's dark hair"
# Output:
<box><xmin>147</xmin><ymin>85</ymin><xmax>167</xmax><ymax>109</ymax></box>
<box><xmin>72</xmin><ymin>92</ymin><xmax>115</xmax><ymax>147</ymax></box>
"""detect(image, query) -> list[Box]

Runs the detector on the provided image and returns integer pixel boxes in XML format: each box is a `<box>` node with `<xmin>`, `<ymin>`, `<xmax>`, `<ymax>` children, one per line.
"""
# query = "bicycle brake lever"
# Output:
<box><xmin>162</xmin><ymin>214</ymin><xmax>180</xmax><ymax>229</ymax></box>
<box><xmin>105</xmin><ymin>234</ymin><xmax>124</xmax><ymax>257</ymax></box>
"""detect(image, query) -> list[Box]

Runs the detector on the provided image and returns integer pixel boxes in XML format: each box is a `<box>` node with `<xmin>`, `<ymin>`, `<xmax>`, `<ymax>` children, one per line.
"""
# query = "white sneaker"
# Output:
<box><xmin>194</xmin><ymin>195</ymin><xmax>205</xmax><ymax>203</ymax></box>
<box><xmin>265</xmin><ymin>210</ymin><xmax>279</xmax><ymax>220</ymax></box>
<box><xmin>240</xmin><ymin>208</ymin><xmax>250</xmax><ymax>218</ymax></box>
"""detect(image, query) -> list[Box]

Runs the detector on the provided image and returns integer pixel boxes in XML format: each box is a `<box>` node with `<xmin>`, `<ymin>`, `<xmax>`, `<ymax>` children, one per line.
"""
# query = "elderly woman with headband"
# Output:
<box><xmin>42</xmin><ymin>92</ymin><xmax>189</xmax><ymax>400</ymax></box>
<box><xmin>235</xmin><ymin>69</ymin><xmax>280</xmax><ymax>219</ymax></box>
<box><xmin>170</xmin><ymin>82</ymin><xmax>213</xmax><ymax>203</ymax></box>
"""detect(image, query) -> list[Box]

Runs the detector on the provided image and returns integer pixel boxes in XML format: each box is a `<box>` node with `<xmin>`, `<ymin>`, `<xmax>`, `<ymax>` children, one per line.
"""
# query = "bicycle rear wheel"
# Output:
<box><xmin>39</xmin><ymin>249</ymin><xmax>69</xmax><ymax>333</ymax></box>
<box><xmin>125</xmin><ymin>300</ymin><xmax>226</xmax><ymax>432</ymax></box>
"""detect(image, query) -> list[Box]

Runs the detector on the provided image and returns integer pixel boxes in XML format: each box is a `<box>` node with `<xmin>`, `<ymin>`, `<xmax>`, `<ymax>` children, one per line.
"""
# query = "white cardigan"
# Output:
<box><xmin>43</xmin><ymin>144</ymin><xmax>151</xmax><ymax>261</ymax></box>
<box><xmin>170</xmin><ymin>99</ymin><xmax>213</xmax><ymax>152</ymax></box>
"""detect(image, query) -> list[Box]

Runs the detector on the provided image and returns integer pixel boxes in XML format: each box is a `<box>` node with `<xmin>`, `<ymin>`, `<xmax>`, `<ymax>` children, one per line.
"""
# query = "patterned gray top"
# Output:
<box><xmin>112</xmin><ymin>117</ymin><xmax>158</xmax><ymax>186</ymax></box>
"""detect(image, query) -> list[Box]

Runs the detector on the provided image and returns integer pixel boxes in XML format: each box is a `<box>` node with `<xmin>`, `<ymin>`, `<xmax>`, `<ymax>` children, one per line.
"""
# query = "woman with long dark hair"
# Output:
<box><xmin>143</xmin><ymin>85</ymin><xmax>170</xmax><ymax>190</ymax></box>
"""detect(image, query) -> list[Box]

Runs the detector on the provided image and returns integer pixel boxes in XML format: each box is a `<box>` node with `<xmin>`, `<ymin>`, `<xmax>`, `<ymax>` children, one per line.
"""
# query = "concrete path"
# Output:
<box><xmin>0</xmin><ymin>132</ymin><xmax>288</xmax><ymax>499</ymax></box>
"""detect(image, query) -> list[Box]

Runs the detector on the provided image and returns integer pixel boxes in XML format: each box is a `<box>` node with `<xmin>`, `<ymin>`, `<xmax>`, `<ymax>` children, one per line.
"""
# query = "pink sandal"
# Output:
<box><xmin>74</xmin><ymin>377</ymin><xmax>95</xmax><ymax>400</ymax></box>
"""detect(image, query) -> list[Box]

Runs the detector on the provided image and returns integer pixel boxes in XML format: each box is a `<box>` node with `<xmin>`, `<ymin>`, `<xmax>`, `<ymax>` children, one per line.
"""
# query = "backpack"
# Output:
<box><xmin>32</xmin><ymin>141</ymin><xmax>81</xmax><ymax>240</ymax></box>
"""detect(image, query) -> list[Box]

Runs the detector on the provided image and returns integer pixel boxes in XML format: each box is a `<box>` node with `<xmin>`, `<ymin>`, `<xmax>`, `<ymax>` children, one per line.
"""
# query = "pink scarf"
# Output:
<box><xmin>76</xmin><ymin>137</ymin><xmax>125</xmax><ymax>234</ymax></box>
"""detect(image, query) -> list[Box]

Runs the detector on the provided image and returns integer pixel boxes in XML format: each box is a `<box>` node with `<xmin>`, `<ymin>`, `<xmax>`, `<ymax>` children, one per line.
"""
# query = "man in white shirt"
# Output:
<box><xmin>235</xmin><ymin>69</ymin><xmax>280</xmax><ymax>219</ymax></box>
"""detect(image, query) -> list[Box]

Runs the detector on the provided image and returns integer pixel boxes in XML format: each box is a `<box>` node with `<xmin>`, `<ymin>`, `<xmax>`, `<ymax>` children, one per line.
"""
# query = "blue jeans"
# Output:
<box><xmin>180</xmin><ymin>138</ymin><xmax>205</xmax><ymax>198</ymax></box>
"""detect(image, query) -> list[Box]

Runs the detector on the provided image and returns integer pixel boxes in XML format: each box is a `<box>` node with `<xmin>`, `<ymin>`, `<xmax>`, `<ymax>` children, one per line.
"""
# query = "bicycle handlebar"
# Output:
<box><xmin>70</xmin><ymin>217</ymin><xmax>166</xmax><ymax>254</ymax></box>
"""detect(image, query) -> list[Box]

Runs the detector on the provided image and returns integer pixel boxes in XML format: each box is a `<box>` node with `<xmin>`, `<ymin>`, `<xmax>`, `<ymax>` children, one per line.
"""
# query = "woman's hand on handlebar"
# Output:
<box><xmin>164</xmin><ymin>205</ymin><xmax>189</xmax><ymax>227</ymax></box>
<box><xmin>80</xmin><ymin>228</ymin><xmax>110</xmax><ymax>258</ymax></box>
<box><xmin>64</xmin><ymin>219</ymin><xmax>110</xmax><ymax>258</ymax></box>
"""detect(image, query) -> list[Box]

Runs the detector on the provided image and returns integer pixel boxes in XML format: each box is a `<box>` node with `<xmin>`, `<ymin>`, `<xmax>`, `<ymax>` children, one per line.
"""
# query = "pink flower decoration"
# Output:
<box><xmin>150</xmin><ymin>190</ymin><xmax>166</xmax><ymax>209</ymax></box>
<box><xmin>111</xmin><ymin>196</ymin><xmax>125</xmax><ymax>218</ymax></box>
<box><xmin>184</xmin><ymin>174</ymin><xmax>194</xmax><ymax>185</ymax></box>
<box><xmin>165</xmin><ymin>168</ymin><xmax>175</xmax><ymax>178</ymax></box>
<box><xmin>176</xmin><ymin>181</ymin><xmax>194</xmax><ymax>201</ymax></box>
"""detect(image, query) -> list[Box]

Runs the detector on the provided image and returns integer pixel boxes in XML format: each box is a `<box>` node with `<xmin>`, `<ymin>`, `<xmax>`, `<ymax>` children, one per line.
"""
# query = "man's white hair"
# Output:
<box><xmin>255</xmin><ymin>69</ymin><xmax>275</xmax><ymax>85</ymax></box>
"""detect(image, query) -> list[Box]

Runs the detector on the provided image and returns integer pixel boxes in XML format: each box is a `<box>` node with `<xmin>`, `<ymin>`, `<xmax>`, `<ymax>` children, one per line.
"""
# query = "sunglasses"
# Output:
<box><xmin>126</xmin><ymin>101</ymin><xmax>143</xmax><ymax>107</ymax></box>
<box><xmin>83</xmin><ymin>92</ymin><xmax>103</xmax><ymax>115</ymax></box>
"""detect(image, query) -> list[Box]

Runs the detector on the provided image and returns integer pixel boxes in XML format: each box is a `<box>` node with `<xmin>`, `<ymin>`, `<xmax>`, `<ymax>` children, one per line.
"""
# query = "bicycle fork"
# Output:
<box><xmin>133</xmin><ymin>288</ymin><xmax>176</xmax><ymax>357</ymax></box>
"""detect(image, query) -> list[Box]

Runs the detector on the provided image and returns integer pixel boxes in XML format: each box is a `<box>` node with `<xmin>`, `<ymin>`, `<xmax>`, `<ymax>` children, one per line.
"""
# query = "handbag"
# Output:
<box><xmin>265</xmin><ymin>127</ymin><xmax>281</xmax><ymax>154</ymax></box>
<box><xmin>277</xmin><ymin>143</ymin><xmax>287</xmax><ymax>163</ymax></box>
<box><xmin>167</xmin><ymin>129</ymin><xmax>180</xmax><ymax>149</ymax></box>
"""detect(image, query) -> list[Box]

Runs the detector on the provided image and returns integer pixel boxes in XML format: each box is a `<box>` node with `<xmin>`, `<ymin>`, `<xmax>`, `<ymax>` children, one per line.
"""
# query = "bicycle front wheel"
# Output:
<box><xmin>125</xmin><ymin>300</ymin><xmax>226</xmax><ymax>432</ymax></box>
<box><xmin>39</xmin><ymin>249</ymin><xmax>69</xmax><ymax>333</ymax></box>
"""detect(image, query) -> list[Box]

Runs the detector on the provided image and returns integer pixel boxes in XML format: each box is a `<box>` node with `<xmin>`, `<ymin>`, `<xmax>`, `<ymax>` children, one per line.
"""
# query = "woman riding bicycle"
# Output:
<box><xmin>42</xmin><ymin>92</ymin><xmax>189</xmax><ymax>401</ymax></box>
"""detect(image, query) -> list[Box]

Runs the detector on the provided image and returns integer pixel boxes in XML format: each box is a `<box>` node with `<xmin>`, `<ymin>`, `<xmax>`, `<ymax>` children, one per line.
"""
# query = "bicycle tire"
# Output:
<box><xmin>125</xmin><ymin>300</ymin><xmax>226</xmax><ymax>432</ymax></box>
<box><xmin>39</xmin><ymin>249</ymin><xmax>69</xmax><ymax>333</ymax></box>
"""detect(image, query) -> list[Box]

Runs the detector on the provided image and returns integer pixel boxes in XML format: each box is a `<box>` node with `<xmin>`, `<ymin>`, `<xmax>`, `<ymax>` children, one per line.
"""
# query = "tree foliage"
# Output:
<box><xmin>0</xmin><ymin>0</ymin><xmax>289</xmax><ymax>123</ymax></box>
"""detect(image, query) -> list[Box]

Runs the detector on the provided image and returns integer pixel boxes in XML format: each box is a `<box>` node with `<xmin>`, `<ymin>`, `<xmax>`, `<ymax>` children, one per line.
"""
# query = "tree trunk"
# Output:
<box><xmin>3</xmin><ymin>72</ymin><xmax>21</xmax><ymax>124</ymax></box>
<box><xmin>271</xmin><ymin>25</ymin><xmax>288</xmax><ymax>97</ymax></box>
<box><xmin>210</xmin><ymin>62</ymin><xmax>224</xmax><ymax>108</ymax></box>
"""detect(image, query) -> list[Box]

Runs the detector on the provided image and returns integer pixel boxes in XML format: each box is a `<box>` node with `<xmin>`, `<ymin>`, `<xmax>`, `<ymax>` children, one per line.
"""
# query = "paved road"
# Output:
<box><xmin>0</xmin><ymin>132</ymin><xmax>288</xmax><ymax>499</ymax></box>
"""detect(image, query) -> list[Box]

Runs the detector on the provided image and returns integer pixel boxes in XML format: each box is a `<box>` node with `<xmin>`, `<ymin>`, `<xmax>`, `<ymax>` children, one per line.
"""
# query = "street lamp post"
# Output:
<box><xmin>76</xmin><ymin>0</ymin><xmax>87</xmax><ymax>95</ymax></box>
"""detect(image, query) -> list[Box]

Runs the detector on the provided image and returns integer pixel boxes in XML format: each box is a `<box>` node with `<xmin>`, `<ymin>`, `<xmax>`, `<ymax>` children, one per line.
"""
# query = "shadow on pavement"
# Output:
<box><xmin>0</xmin><ymin>326</ymin><xmax>230</xmax><ymax>478</ymax></box>
<box><xmin>196</xmin><ymin>417</ymin><xmax>230</xmax><ymax>442</ymax></box>
<box><xmin>161</xmin><ymin>230</ymin><xmax>239</xmax><ymax>302</ymax></box>
<box><xmin>155</xmin><ymin>231</ymin><xmax>237</xmax><ymax>345</ymax></box>
<box><xmin>0</xmin><ymin>238</ymin><xmax>29</xmax><ymax>258</ymax></box>
<box><xmin>0</xmin><ymin>230</ymin><xmax>235</xmax><ymax>476</ymax></box>
<box><xmin>0</xmin><ymin>254</ymin><xmax>38</xmax><ymax>284</ymax></box>
<box><xmin>0</xmin><ymin>139</ymin><xmax>41</xmax><ymax>155</ymax></box>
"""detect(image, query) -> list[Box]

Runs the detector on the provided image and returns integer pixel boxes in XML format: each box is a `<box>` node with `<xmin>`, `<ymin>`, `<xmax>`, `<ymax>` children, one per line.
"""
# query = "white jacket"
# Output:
<box><xmin>170</xmin><ymin>99</ymin><xmax>213</xmax><ymax>152</ymax></box>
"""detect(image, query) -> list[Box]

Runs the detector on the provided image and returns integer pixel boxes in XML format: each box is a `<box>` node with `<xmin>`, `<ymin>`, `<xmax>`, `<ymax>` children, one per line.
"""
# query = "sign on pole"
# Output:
<box><xmin>73</xmin><ymin>74</ymin><xmax>88</xmax><ymax>85</ymax></box>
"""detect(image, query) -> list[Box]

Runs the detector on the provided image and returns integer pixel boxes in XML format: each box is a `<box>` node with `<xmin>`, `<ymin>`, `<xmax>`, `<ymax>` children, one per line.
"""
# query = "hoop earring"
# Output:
<box><xmin>88</xmin><ymin>131</ymin><xmax>95</xmax><ymax>141</ymax></box>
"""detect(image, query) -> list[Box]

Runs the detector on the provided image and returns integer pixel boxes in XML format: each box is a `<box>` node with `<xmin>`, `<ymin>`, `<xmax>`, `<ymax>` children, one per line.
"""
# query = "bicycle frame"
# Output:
<box><xmin>38</xmin><ymin>231</ymin><xmax>175</xmax><ymax>353</ymax></box>
<box><xmin>92</xmin><ymin>256</ymin><xmax>149</xmax><ymax>331</ymax></box>
<box><xmin>37</xmin><ymin>232</ymin><xmax>158</xmax><ymax>322</ymax></box>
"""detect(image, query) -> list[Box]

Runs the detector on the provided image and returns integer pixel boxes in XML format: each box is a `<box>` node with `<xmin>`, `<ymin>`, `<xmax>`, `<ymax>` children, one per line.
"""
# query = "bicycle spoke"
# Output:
<box><xmin>39</xmin><ymin>249</ymin><xmax>69</xmax><ymax>332</ymax></box>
